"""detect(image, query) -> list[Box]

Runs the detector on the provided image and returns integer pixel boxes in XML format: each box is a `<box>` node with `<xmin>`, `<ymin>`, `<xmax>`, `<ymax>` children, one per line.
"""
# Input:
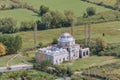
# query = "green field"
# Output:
<box><xmin>15</xmin><ymin>21</ymin><xmax>120</xmax><ymax>49</ymax></box>
<box><xmin>20</xmin><ymin>0</ymin><xmax>111</xmax><ymax>17</ymax></box>
<box><xmin>0</xmin><ymin>9</ymin><xmax>39</xmax><ymax>27</ymax></box>
<box><xmin>0</xmin><ymin>0</ymin><xmax>112</xmax><ymax>27</ymax></box>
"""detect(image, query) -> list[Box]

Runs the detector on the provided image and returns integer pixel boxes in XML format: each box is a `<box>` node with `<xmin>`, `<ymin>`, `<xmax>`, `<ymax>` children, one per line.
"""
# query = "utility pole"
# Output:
<box><xmin>34</xmin><ymin>22</ymin><xmax>37</xmax><ymax>49</ymax></box>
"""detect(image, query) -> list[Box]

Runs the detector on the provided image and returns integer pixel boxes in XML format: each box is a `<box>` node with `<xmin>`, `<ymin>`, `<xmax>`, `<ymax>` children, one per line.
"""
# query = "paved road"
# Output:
<box><xmin>0</xmin><ymin>64</ymin><xmax>33</xmax><ymax>72</ymax></box>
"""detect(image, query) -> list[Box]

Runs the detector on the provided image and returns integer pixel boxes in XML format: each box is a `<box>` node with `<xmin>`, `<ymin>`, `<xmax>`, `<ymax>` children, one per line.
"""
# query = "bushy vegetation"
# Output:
<box><xmin>0</xmin><ymin>18</ymin><xmax>18</xmax><ymax>33</ymax></box>
<box><xmin>20</xmin><ymin>20</ymin><xmax>35</xmax><ymax>31</ymax></box>
<box><xmin>76</xmin><ymin>36</ymin><xmax>120</xmax><ymax>57</ymax></box>
<box><xmin>39</xmin><ymin>5</ymin><xmax>49</xmax><ymax>16</ymax></box>
<box><xmin>0</xmin><ymin>34</ymin><xmax>22</xmax><ymax>54</ymax></box>
<box><xmin>0</xmin><ymin>70</ymin><xmax>56</xmax><ymax>80</ymax></box>
<box><xmin>0</xmin><ymin>43</ymin><xmax>6</xmax><ymax>56</ymax></box>
<box><xmin>40</xmin><ymin>10</ymin><xmax>76</xmax><ymax>29</ymax></box>
<box><xmin>34</xmin><ymin>60</ymin><xmax>73</xmax><ymax>77</ymax></box>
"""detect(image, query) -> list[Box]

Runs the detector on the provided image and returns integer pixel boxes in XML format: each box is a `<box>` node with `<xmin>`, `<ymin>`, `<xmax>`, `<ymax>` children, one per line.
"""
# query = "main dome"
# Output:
<box><xmin>58</xmin><ymin>33</ymin><xmax>75</xmax><ymax>42</ymax></box>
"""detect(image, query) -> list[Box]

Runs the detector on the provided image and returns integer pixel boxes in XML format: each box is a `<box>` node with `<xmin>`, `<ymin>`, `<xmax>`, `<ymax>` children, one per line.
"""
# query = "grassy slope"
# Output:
<box><xmin>16</xmin><ymin>21</ymin><xmax>120</xmax><ymax>49</ymax></box>
<box><xmin>0</xmin><ymin>0</ymin><xmax>111</xmax><ymax>27</ymax></box>
<box><xmin>60</xmin><ymin>56</ymin><xmax>119</xmax><ymax>71</ymax></box>
<box><xmin>0</xmin><ymin>9</ymin><xmax>40</xmax><ymax>27</ymax></box>
<box><xmin>20</xmin><ymin>0</ymin><xmax>111</xmax><ymax>17</ymax></box>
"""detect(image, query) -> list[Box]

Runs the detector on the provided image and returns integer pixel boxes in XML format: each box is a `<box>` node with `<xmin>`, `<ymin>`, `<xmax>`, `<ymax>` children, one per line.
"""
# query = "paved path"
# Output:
<box><xmin>0</xmin><ymin>64</ymin><xmax>33</xmax><ymax>72</ymax></box>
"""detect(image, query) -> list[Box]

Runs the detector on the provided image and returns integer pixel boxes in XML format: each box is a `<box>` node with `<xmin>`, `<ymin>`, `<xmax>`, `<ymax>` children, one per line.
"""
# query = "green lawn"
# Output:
<box><xmin>20</xmin><ymin>0</ymin><xmax>111</xmax><ymax>17</ymax></box>
<box><xmin>16</xmin><ymin>21</ymin><xmax>120</xmax><ymax>49</ymax></box>
<box><xmin>0</xmin><ymin>9</ymin><xmax>40</xmax><ymax>27</ymax></box>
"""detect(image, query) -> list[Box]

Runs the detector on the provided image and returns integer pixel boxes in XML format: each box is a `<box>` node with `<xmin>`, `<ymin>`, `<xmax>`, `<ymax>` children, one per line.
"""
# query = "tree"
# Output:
<box><xmin>39</xmin><ymin>5</ymin><xmax>49</xmax><ymax>16</ymax></box>
<box><xmin>0</xmin><ymin>34</ymin><xmax>22</xmax><ymax>54</ymax></box>
<box><xmin>0</xmin><ymin>43</ymin><xmax>6</xmax><ymax>56</ymax></box>
<box><xmin>95</xmin><ymin>36</ymin><xmax>108</xmax><ymax>53</ymax></box>
<box><xmin>20</xmin><ymin>20</ymin><xmax>34</xmax><ymax>31</ymax></box>
<box><xmin>41</xmin><ymin>12</ymin><xmax>53</xmax><ymax>29</ymax></box>
<box><xmin>86</xmin><ymin>7</ymin><xmax>96</xmax><ymax>16</ymax></box>
<box><xmin>0</xmin><ymin>18</ymin><xmax>17</xmax><ymax>33</ymax></box>
<box><xmin>64</xmin><ymin>10</ymin><xmax>77</xmax><ymax>36</ymax></box>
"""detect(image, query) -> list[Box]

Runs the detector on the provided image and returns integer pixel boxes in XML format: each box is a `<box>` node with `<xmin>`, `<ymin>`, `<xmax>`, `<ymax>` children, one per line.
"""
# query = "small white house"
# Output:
<box><xmin>36</xmin><ymin>32</ymin><xmax>90</xmax><ymax>65</ymax></box>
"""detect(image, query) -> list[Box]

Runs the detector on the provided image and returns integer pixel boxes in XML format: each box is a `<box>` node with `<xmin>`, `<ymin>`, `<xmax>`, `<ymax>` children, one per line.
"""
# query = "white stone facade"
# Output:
<box><xmin>36</xmin><ymin>33</ymin><xmax>90</xmax><ymax>65</ymax></box>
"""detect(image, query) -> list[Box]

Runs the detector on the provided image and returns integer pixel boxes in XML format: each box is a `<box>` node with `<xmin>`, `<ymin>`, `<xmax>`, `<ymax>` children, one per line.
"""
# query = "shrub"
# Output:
<box><xmin>0</xmin><ymin>34</ymin><xmax>22</xmax><ymax>54</ymax></box>
<box><xmin>52</xmin><ymin>38</ymin><xmax>58</xmax><ymax>44</ymax></box>
<box><xmin>38</xmin><ymin>42</ymin><xmax>43</xmax><ymax>48</ymax></box>
<box><xmin>0</xmin><ymin>43</ymin><xmax>6</xmax><ymax>56</ymax></box>
<box><xmin>20</xmin><ymin>21</ymin><xmax>34</xmax><ymax>31</ymax></box>
<box><xmin>0</xmin><ymin>18</ymin><xmax>18</xmax><ymax>33</ymax></box>
<box><xmin>39</xmin><ymin>5</ymin><xmax>49</xmax><ymax>16</ymax></box>
<box><xmin>86</xmin><ymin>7</ymin><xmax>96</xmax><ymax>16</ymax></box>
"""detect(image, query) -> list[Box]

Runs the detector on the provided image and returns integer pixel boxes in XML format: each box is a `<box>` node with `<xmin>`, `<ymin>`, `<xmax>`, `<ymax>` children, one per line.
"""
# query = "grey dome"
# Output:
<box><xmin>58</xmin><ymin>33</ymin><xmax>75</xmax><ymax>42</ymax></box>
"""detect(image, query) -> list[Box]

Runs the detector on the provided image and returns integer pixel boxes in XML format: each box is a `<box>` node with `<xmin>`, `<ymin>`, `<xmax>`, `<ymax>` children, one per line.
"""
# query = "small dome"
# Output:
<box><xmin>58</xmin><ymin>33</ymin><xmax>75</xmax><ymax>42</ymax></box>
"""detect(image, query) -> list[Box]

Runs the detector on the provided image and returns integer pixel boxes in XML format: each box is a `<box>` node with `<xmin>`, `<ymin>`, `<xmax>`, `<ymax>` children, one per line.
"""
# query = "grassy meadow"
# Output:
<box><xmin>0</xmin><ymin>9</ymin><xmax>39</xmax><ymax>27</ymax></box>
<box><xmin>0</xmin><ymin>0</ymin><xmax>112</xmax><ymax>27</ymax></box>
<box><xmin>20</xmin><ymin>0</ymin><xmax>111</xmax><ymax>17</ymax></box>
<box><xmin>15</xmin><ymin>21</ymin><xmax>120</xmax><ymax>49</ymax></box>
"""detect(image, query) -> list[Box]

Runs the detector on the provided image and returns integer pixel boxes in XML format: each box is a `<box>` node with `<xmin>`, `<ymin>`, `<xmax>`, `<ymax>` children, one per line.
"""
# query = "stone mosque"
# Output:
<box><xmin>36</xmin><ymin>32</ymin><xmax>90</xmax><ymax>65</ymax></box>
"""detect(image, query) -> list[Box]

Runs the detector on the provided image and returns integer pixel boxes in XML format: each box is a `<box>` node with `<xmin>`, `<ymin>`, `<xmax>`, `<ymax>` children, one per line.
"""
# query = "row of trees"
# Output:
<box><xmin>0</xmin><ymin>34</ymin><xmax>22</xmax><ymax>55</ymax></box>
<box><xmin>0</xmin><ymin>6</ymin><xmax>97</xmax><ymax>33</ymax></box>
